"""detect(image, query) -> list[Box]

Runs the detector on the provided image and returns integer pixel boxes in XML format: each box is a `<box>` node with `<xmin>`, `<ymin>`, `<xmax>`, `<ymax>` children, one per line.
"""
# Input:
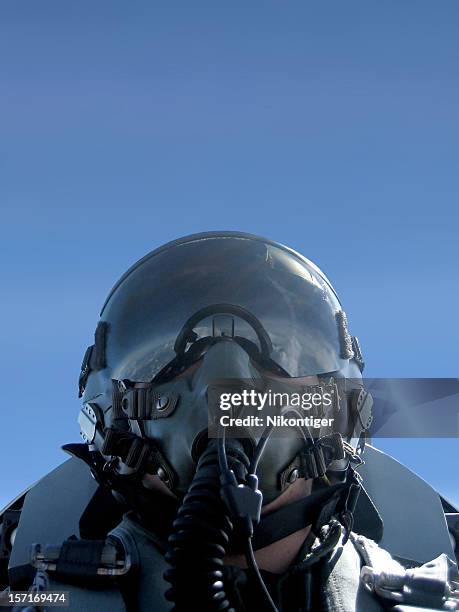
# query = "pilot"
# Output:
<box><xmin>6</xmin><ymin>232</ymin><xmax>459</xmax><ymax>611</ymax></box>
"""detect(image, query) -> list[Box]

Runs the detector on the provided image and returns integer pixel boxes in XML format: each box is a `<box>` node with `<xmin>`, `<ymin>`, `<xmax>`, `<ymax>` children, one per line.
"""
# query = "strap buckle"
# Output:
<box><xmin>279</xmin><ymin>433</ymin><xmax>346</xmax><ymax>490</ymax></box>
<box><xmin>357</xmin><ymin>535</ymin><xmax>459</xmax><ymax>610</ymax></box>
<box><xmin>30</xmin><ymin>539</ymin><xmax>131</xmax><ymax>578</ymax></box>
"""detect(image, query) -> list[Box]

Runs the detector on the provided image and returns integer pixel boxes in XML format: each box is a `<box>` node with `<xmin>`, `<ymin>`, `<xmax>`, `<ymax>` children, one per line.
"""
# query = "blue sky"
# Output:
<box><xmin>0</xmin><ymin>1</ymin><xmax>458</xmax><ymax>510</ymax></box>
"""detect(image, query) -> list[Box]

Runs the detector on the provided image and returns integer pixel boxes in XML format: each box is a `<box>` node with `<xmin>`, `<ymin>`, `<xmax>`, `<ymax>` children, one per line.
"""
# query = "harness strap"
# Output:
<box><xmin>30</xmin><ymin>537</ymin><xmax>130</xmax><ymax>584</ymax></box>
<box><xmin>226</xmin><ymin>482</ymin><xmax>348</xmax><ymax>556</ymax></box>
<box><xmin>56</xmin><ymin>540</ymin><xmax>105</xmax><ymax>579</ymax></box>
<box><xmin>252</xmin><ymin>484</ymin><xmax>345</xmax><ymax>552</ymax></box>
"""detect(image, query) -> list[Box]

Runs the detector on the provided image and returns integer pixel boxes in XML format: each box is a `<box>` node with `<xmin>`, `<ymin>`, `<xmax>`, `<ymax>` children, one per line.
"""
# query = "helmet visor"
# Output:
<box><xmin>103</xmin><ymin>236</ymin><xmax>351</xmax><ymax>381</ymax></box>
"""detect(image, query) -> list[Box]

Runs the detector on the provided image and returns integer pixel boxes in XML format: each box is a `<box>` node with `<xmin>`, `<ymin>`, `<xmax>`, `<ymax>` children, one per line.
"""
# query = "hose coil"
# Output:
<box><xmin>164</xmin><ymin>441</ymin><xmax>249</xmax><ymax>611</ymax></box>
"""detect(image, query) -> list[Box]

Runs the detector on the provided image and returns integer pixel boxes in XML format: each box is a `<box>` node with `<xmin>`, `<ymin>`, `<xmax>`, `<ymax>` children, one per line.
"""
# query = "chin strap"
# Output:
<box><xmin>228</xmin><ymin>482</ymin><xmax>347</xmax><ymax>554</ymax></box>
<box><xmin>337</xmin><ymin>465</ymin><xmax>363</xmax><ymax>543</ymax></box>
<box><xmin>226</xmin><ymin>461</ymin><xmax>362</xmax><ymax>556</ymax></box>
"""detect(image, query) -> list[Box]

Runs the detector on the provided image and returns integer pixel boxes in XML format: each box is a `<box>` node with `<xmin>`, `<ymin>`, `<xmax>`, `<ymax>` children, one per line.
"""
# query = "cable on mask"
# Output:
<box><xmin>218</xmin><ymin>426</ymin><xmax>278</xmax><ymax>612</ymax></box>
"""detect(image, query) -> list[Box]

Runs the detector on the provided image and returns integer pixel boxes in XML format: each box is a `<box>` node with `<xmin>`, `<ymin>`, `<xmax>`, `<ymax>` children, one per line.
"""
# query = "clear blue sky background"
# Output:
<box><xmin>1</xmin><ymin>2</ymin><xmax>458</xmax><ymax>511</ymax></box>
